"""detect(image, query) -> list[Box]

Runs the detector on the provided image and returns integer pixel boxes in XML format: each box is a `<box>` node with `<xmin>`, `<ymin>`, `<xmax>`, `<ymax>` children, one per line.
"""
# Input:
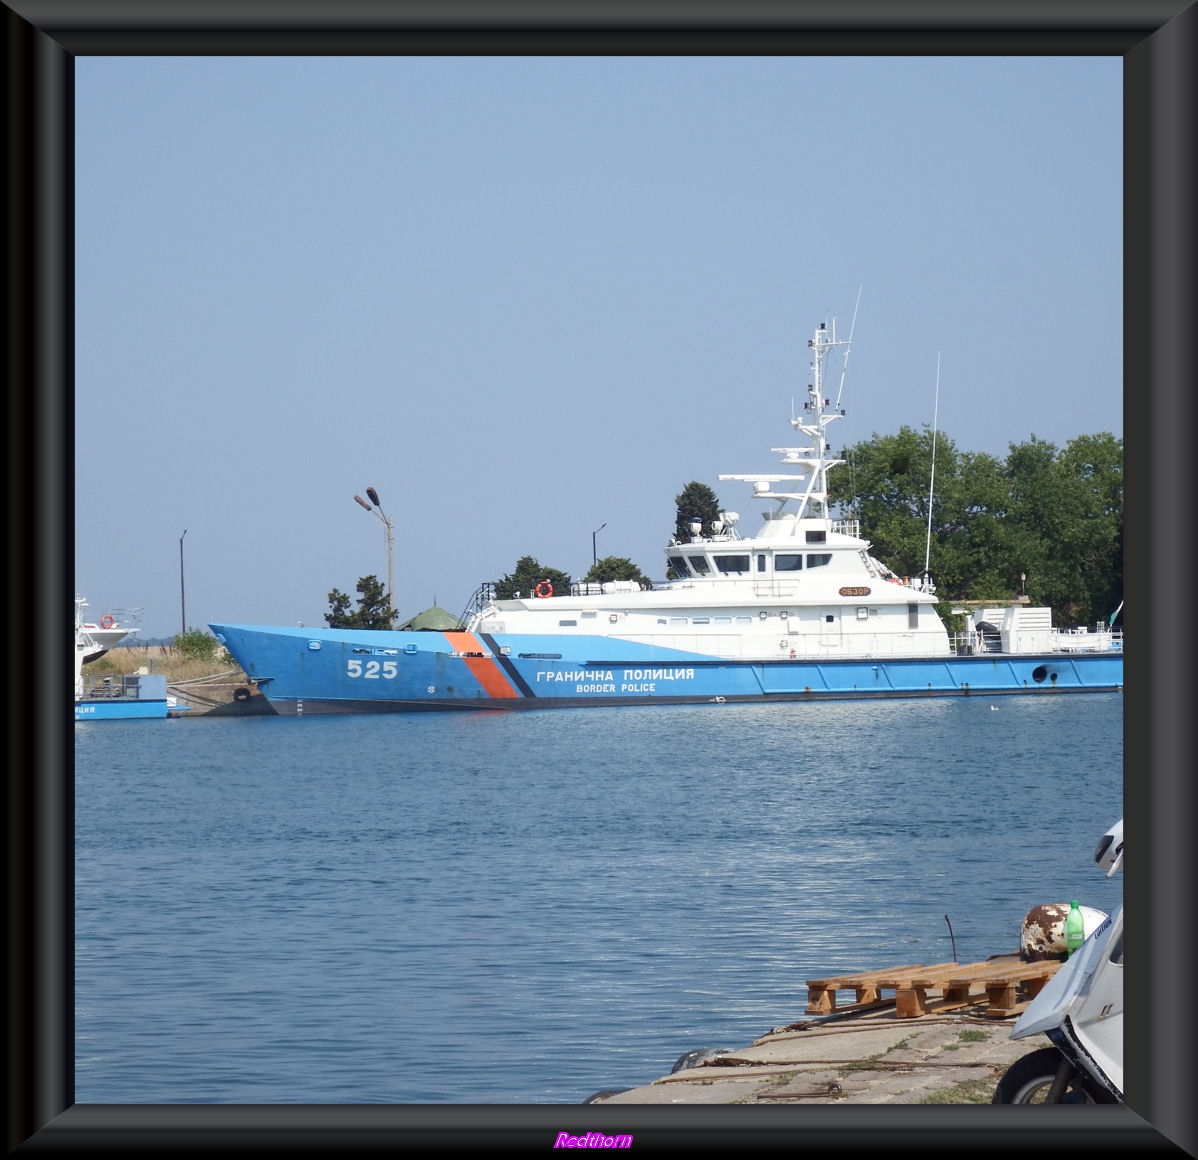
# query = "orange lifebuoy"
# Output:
<box><xmin>534</xmin><ymin>581</ymin><xmax>554</xmax><ymax>599</ymax></box>
<box><xmin>100</xmin><ymin>614</ymin><xmax>115</xmax><ymax>629</ymax></box>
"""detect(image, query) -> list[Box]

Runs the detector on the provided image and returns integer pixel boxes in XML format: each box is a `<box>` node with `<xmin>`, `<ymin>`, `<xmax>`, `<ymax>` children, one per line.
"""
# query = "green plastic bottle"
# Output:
<box><xmin>1065</xmin><ymin>900</ymin><xmax>1086</xmax><ymax>956</ymax></box>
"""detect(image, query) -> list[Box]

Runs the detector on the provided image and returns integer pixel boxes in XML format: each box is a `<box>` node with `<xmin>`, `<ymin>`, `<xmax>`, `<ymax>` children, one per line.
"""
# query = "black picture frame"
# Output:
<box><xmin>8</xmin><ymin>1</ymin><xmax>1194</xmax><ymax>1154</ymax></box>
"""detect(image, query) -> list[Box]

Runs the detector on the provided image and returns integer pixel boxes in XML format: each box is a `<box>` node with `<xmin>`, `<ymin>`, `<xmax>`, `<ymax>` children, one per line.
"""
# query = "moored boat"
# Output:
<box><xmin>210</xmin><ymin>317</ymin><xmax>1123</xmax><ymax>715</ymax></box>
<box><xmin>75</xmin><ymin>598</ymin><xmax>183</xmax><ymax>720</ymax></box>
<box><xmin>76</xmin><ymin>595</ymin><xmax>138</xmax><ymax>662</ymax></box>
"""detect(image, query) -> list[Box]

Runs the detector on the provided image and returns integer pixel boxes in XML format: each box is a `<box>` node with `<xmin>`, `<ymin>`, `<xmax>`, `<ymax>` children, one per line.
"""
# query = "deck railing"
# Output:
<box><xmin>78</xmin><ymin>674</ymin><xmax>145</xmax><ymax>699</ymax></box>
<box><xmin>948</xmin><ymin>627</ymin><xmax>1124</xmax><ymax>656</ymax></box>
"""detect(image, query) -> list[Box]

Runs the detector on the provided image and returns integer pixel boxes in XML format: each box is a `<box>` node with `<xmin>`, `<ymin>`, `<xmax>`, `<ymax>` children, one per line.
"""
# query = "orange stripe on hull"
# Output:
<box><xmin>442</xmin><ymin>632</ymin><xmax>521</xmax><ymax>699</ymax></box>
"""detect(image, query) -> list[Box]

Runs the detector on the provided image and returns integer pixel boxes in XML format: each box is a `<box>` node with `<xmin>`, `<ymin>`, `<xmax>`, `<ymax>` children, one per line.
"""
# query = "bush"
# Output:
<box><xmin>174</xmin><ymin>628</ymin><xmax>221</xmax><ymax>661</ymax></box>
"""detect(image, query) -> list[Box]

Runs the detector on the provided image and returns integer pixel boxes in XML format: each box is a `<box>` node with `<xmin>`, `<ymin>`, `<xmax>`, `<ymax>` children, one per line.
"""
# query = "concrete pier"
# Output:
<box><xmin>588</xmin><ymin>1002</ymin><xmax>1045</xmax><ymax>1105</ymax></box>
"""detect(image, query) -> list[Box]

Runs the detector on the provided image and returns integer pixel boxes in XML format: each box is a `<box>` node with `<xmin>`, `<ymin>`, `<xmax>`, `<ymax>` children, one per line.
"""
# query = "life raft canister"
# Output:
<box><xmin>534</xmin><ymin>581</ymin><xmax>554</xmax><ymax>599</ymax></box>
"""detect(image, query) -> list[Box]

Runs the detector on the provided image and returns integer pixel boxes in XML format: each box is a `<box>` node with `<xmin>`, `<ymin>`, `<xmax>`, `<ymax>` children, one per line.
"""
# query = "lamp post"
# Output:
<box><xmin>592</xmin><ymin>522</ymin><xmax>607</xmax><ymax>568</ymax></box>
<box><xmin>179</xmin><ymin>529</ymin><xmax>187</xmax><ymax>635</ymax></box>
<box><xmin>354</xmin><ymin>488</ymin><xmax>395</xmax><ymax>626</ymax></box>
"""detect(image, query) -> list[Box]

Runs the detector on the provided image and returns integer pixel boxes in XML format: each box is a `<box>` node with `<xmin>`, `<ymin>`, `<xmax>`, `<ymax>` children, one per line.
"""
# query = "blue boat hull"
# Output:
<box><xmin>75</xmin><ymin>698</ymin><xmax>171</xmax><ymax>721</ymax></box>
<box><xmin>210</xmin><ymin>624</ymin><xmax>1124</xmax><ymax>715</ymax></box>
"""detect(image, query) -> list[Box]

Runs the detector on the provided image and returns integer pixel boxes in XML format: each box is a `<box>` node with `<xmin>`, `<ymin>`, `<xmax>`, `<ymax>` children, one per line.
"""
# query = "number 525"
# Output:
<box><xmin>346</xmin><ymin>659</ymin><xmax>397</xmax><ymax>679</ymax></box>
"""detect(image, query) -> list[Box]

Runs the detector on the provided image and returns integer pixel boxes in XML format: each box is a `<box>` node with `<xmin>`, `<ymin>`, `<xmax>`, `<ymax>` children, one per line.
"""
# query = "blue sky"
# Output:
<box><xmin>75</xmin><ymin>56</ymin><xmax>1121</xmax><ymax>640</ymax></box>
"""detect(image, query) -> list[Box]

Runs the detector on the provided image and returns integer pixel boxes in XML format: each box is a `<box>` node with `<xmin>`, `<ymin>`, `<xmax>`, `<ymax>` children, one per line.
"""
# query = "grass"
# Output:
<box><xmin>917</xmin><ymin>1078</ymin><xmax>996</xmax><ymax>1104</ymax></box>
<box><xmin>839</xmin><ymin>1037</ymin><xmax>911</xmax><ymax>1072</ymax></box>
<box><xmin>83</xmin><ymin>646</ymin><xmax>247</xmax><ymax>685</ymax></box>
<box><xmin>768</xmin><ymin>1070</ymin><xmax>799</xmax><ymax>1087</ymax></box>
<box><xmin>723</xmin><ymin>1068</ymin><xmax>838</xmax><ymax>1107</ymax></box>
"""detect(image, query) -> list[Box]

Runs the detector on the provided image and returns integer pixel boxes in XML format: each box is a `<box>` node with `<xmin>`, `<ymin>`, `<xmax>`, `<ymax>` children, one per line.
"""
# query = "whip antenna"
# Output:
<box><xmin>923</xmin><ymin>353</ymin><xmax>941</xmax><ymax>578</ymax></box>
<box><xmin>833</xmin><ymin>284</ymin><xmax>863</xmax><ymax>412</ymax></box>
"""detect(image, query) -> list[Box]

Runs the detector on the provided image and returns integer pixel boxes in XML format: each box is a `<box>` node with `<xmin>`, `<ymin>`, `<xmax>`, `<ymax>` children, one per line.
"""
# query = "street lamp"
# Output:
<box><xmin>179</xmin><ymin>529</ymin><xmax>187</xmax><ymax>635</ymax></box>
<box><xmin>592</xmin><ymin>522</ymin><xmax>607</xmax><ymax>568</ymax></box>
<box><xmin>354</xmin><ymin>488</ymin><xmax>395</xmax><ymax>626</ymax></box>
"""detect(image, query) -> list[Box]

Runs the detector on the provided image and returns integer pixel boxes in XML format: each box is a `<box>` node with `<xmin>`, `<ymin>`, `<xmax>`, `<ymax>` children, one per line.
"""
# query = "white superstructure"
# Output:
<box><xmin>466</xmin><ymin>319</ymin><xmax>951</xmax><ymax>661</ymax></box>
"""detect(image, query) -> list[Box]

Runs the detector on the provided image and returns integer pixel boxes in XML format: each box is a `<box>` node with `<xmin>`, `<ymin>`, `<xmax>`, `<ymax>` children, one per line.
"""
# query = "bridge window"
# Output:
<box><xmin>775</xmin><ymin>554</ymin><xmax>803</xmax><ymax>571</ymax></box>
<box><xmin>688</xmin><ymin>556</ymin><xmax>711</xmax><ymax>575</ymax></box>
<box><xmin>806</xmin><ymin>553</ymin><xmax>832</xmax><ymax>568</ymax></box>
<box><xmin>714</xmin><ymin>554</ymin><xmax>750</xmax><ymax>574</ymax></box>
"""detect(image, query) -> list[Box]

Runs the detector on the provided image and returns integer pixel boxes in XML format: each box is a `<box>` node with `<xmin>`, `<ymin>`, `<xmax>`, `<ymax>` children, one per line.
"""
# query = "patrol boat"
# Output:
<box><xmin>211</xmin><ymin>319</ymin><xmax>1122</xmax><ymax>714</ymax></box>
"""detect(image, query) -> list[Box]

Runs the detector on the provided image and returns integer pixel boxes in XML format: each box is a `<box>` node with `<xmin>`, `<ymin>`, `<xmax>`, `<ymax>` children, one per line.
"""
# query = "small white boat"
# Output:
<box><xmin>76</xmin><ymin>595</ymin><xmax>137</xmax><ymax>662</ymax></box>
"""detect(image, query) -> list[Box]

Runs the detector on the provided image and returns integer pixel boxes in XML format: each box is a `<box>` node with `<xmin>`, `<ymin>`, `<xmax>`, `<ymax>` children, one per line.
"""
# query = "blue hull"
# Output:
<box><xmin>75</xmin><ymin>698</ymin><xmax>171</xmax><ymax>720</ymax></box>
<box><xmin>210</xmin><ymin>624</ymin><xmax>1124</xmax><ymax>715</ymax></box>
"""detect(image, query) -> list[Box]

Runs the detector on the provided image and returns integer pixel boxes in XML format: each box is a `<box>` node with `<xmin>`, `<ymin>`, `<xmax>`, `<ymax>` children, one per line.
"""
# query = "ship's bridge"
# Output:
<box><xmin>664</xmin><ymin>517</ymin><xmax>868</xmax><ymax>582</ymax></box>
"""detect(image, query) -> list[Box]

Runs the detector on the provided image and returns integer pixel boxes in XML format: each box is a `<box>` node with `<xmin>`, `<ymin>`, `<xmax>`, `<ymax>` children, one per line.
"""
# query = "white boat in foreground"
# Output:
<box><xmin>212</xmin><ymin>317</ymin><xmax>1122</xmax><ymax>714</ymax></box>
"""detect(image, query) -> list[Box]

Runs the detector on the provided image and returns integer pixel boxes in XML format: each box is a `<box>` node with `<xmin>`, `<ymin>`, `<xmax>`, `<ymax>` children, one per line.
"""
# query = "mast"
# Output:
<box><xmin>781</xmin><ymin>319</ymin><xmax>850</xmax><ymax>524</ymax></box>
<box><xmin>718</xmin><ymin>318</ymin><xmax>850</xmax><ymax>532</ymax></box>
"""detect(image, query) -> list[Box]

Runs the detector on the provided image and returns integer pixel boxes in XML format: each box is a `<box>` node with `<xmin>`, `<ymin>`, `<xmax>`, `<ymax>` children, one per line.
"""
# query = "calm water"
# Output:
<box><xmin>75</xmin><ymin>694</ymin><xmax>1123</xmax><ymax>1104</ymax></box>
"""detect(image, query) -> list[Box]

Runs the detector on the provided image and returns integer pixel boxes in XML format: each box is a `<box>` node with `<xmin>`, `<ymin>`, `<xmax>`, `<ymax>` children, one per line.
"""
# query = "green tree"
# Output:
<box><xmin>1000</xmin><ymin>436</ymin><xmax>1068</xmax><ymax>613</ymax></box>
<box><xmin>942</xmin><ymin>449</ymin><xmax>1019</xmax><ymax>601</ymax></box>
<box><xmin>1059</xmin><ymin>432</ymin><xmax>1123</xmax><ymax>625</ymax></box>
<box><xmin>583</xmin><ymin>555</ymin><xmax>650</xmax><ymax>588</ymax></box>
<box><xmin>1004</xmin><ymin>434</ymin><xmax>1123</xmax><ymax>625</ymax></box>
<box><xmin>837</xmin><ymin>425</ymin><xmax>950</xmax><ymax>580</ymax></box>
<box><xmin>325</xmin><ymin>574</ymin><xmax>395</xmax><ymax>628</ymax></box>
<box><xmin>836</xmin><ymin>428</ymin><xmax>1123</xmax><ymax>627</ymax></box>
<box><xmin>493</xmin><ymin>556</ymin><xmax>573</xmax><ymax>600</ymax></box>
<box><xmin>673</xmin><ymin>481</ymin><xmax>721</xmax><ymax>544</ymax></box>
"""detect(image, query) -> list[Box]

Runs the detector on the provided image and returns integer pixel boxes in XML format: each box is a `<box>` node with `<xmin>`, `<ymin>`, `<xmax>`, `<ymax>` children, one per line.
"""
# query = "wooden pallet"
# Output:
<box><xmin>972</xmin><ymin>960</ymin><xmax>1062</xmax><ymax>1018</ymax></box>
<box><xmin>805</xmin><ymin>961</ymin><xmax>956</xmax><ymax>1014</ymax></box>
<box><xmin>806</xmin><ymin>955</ymin><xmax>1061</xmax><ymax>1019</ymax></box>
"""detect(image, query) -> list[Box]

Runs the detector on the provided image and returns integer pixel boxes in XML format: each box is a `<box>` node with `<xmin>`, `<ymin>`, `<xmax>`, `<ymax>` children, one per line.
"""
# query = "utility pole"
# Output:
<box><xmin>179</xmin><ymin>529</ymin><xmax>188</xmax><ymax>635</ymax></box>
<box><xmin>592</xmin><ymin>522</ymin><xmax>607</xmax><ymax>568</ymax></box>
